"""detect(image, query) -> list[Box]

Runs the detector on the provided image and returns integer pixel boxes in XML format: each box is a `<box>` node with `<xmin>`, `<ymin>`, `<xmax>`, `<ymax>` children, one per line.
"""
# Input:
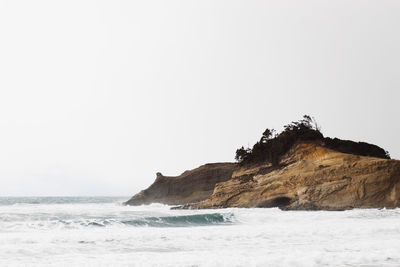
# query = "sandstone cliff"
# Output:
<box><xmin>187</xmin><ymin>143</ymin><xmax>400</xmax><ymax>210</ymax></box>
<box><xmin>124</xmin><ymin>163</ymin><xmax>235</xmax><ymax>205</ymax></box>
<box><xmin>126</xmin><ymin>115</ymin><xmax>399</xmax><ymax>210</ymax></box>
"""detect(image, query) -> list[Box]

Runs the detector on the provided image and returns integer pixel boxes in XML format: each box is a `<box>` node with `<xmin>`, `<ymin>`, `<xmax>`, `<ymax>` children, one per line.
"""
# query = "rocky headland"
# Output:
<box><xmin>125</xmin><ymin>117</ymin><xmax>400</xmax><ymax>210</ymax></box>
<box><xmin>186</xmin><ymin>142</ymin><xmax>400</xmax><ymax>210</ymax></box>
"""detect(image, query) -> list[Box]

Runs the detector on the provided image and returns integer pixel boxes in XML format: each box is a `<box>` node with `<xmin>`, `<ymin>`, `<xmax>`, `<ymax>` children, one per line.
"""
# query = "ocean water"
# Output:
<box><xmin>1</xmin><ymin>197</ymin><xmax>399</xmax><ymax>267</ymax></box>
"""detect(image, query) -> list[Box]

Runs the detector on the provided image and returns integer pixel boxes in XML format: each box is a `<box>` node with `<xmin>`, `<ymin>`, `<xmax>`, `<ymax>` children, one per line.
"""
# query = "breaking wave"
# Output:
<box><xmin>2</xmin><ymin>197</ymin><xmax>400</xmax><ymax>266</ymax></box>
<box><xmin>122</xmin><ymin>213</ymin><xmax>234</xmax><ymax>227</ymax></box>
<box><xmin>0</xmin><ymin>207</ymin><xmax>235</xmax><ymax>230</ymax></box>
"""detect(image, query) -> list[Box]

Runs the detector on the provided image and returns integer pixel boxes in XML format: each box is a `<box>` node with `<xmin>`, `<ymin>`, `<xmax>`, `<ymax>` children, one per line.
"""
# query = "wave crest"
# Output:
<box><xmin>122</xmin><ymin>213</ymin><xmax>234</xmax><ymax>227</ymax></box>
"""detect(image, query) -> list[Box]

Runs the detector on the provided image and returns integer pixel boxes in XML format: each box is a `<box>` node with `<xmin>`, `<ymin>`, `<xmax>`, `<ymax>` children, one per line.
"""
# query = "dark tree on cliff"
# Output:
<box><xmin>235</xmin><ymin>146</ymin><xmax>251</xmax><ymax>162</ymax></box>
<box><xmin>235</xmin><ymin>115</ymin><xmax>390</xmax><ymax>166</ymax></box>
<box><xmin>235</xmin><ymin>115</ymin><xmax>323</xmax><ymax>165</ymax></box>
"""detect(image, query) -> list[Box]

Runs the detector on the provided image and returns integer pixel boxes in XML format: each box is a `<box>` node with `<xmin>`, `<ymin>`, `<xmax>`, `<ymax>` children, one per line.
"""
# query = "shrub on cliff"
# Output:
<box><xmin>235</xmin><ymin>115</ymin><xmax>390</xmax><ymax>166</ymax></box>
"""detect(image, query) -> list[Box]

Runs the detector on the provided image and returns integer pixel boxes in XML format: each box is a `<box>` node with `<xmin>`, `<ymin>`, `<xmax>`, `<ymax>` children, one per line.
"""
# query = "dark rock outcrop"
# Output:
<box><xmin>124</xmin><ymin>163</ymin><xmax>236</xmax><ymax>205</ymax></box>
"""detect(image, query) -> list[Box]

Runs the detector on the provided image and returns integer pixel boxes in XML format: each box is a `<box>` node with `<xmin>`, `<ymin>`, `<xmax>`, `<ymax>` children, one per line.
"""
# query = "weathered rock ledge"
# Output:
<box><xmin>125</xmin><ymin>143</ymin><xmax>400</xmax><ymax>210</ymax></box>
<box><xmin>124</xmin><ymin>163</ymin><xmax>235</xmax><ymax>205</ymax></box>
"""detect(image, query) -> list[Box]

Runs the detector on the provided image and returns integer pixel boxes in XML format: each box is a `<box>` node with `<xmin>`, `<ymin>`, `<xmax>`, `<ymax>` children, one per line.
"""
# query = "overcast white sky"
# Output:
<box><xmin>0</xmin><ymin>0</ymin><xmax>399</xmax><ymax>196</ymax></box>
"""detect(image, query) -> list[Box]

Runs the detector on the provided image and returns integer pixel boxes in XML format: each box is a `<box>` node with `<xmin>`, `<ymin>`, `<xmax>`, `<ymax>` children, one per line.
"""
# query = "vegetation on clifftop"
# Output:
<box><xmin>235</xmin><ymin>115</ymin><xmax>390</xmax><ymax>166</ymax></box>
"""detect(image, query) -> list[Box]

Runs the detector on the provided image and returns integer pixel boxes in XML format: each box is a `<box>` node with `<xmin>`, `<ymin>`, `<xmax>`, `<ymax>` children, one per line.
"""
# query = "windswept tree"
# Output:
<box><xmin>235</xmin><ymin>115</ymin><xmax>390</xmax><ymax>166</ymax></box>
<box><xmin>260</xmin><ymin>128</ymin><xmax>275</xmax><ymax>143</ymax></box>
<box><xmin>235</xmin><ymin>115</ymin><xmax>324</xmax><ymax>166</ymax></box>
<box><xmin>235</xmin><ymin>146</ymin><xmax>251</xmax><ymax>163</ymax></box>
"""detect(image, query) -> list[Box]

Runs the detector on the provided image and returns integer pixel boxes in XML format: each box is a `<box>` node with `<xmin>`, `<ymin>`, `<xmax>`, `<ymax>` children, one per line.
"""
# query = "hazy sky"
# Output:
<box><xmin>0</xmin><ymin>0</ymin><xmax>399</xmax><ymax>196</ymax></box>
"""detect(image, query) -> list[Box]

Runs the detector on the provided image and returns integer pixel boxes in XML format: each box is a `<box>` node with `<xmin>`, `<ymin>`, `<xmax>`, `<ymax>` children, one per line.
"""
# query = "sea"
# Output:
<box><xmin>1</xmin><ymin>197</ymin><xmax>399</xmax><ymax>267</ymax></box>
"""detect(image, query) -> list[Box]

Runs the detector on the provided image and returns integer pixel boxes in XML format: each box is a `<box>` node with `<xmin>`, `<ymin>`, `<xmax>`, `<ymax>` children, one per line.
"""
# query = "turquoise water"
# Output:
<box><xmin>0</xmin><ymin>197</ymin><xmax>233</xmax><ymax>228</ymax></box>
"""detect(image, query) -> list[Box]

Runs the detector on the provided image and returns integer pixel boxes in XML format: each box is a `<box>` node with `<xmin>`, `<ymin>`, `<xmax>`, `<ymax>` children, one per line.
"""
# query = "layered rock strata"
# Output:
<box><xmin>188</xmin><ymin>143</ymin><xmax>400</xmax><ymax>210</ymax></box>
<box><xmin>126</xmin><ymin>143</ymin><xmax>400</xmax><ymax>210</ymax></box>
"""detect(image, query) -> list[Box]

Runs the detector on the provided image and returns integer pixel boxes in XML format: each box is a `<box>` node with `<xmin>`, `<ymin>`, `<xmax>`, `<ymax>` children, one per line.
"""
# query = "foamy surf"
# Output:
<box><xmin>1</xmin><ymin>197</ymin><xmax>400</xmax><ymax>266</ymax></box>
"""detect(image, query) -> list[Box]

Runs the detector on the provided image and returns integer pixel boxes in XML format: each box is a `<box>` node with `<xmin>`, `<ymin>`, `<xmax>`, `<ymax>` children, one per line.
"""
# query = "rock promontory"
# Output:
<box><xmin>188</xmin><ymin>143</ymin><xmax>400</xmax><ymax>210</ymax></box>
<box><xmin>124</xmin><ymin>163</ymin><xmax>235</xmax><ymax>205</ymax></box>
<box><xmin>125</xmin><ymin>116</ymin><xmax>400</xmax><ymax>210</ymax></box>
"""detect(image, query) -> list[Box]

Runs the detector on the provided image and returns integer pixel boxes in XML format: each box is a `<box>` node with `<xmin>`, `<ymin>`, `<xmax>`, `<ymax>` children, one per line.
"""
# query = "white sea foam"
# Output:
<box><xmin>0</xmin><ymin>197</ymin><xmax>399</xmax><ymax>266</ymax></box>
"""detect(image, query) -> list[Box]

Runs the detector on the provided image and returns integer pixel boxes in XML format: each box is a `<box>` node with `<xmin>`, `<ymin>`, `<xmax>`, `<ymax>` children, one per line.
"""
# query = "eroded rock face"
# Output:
<box><xmin>187</xmin><ymin>143</ymin><xmax>400</xmax><ymax>210</ymax></box>
<box><xmin>124</xmin><ymin>163</ymin><xmax>236</xmax><ymax>205</ymax></box>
